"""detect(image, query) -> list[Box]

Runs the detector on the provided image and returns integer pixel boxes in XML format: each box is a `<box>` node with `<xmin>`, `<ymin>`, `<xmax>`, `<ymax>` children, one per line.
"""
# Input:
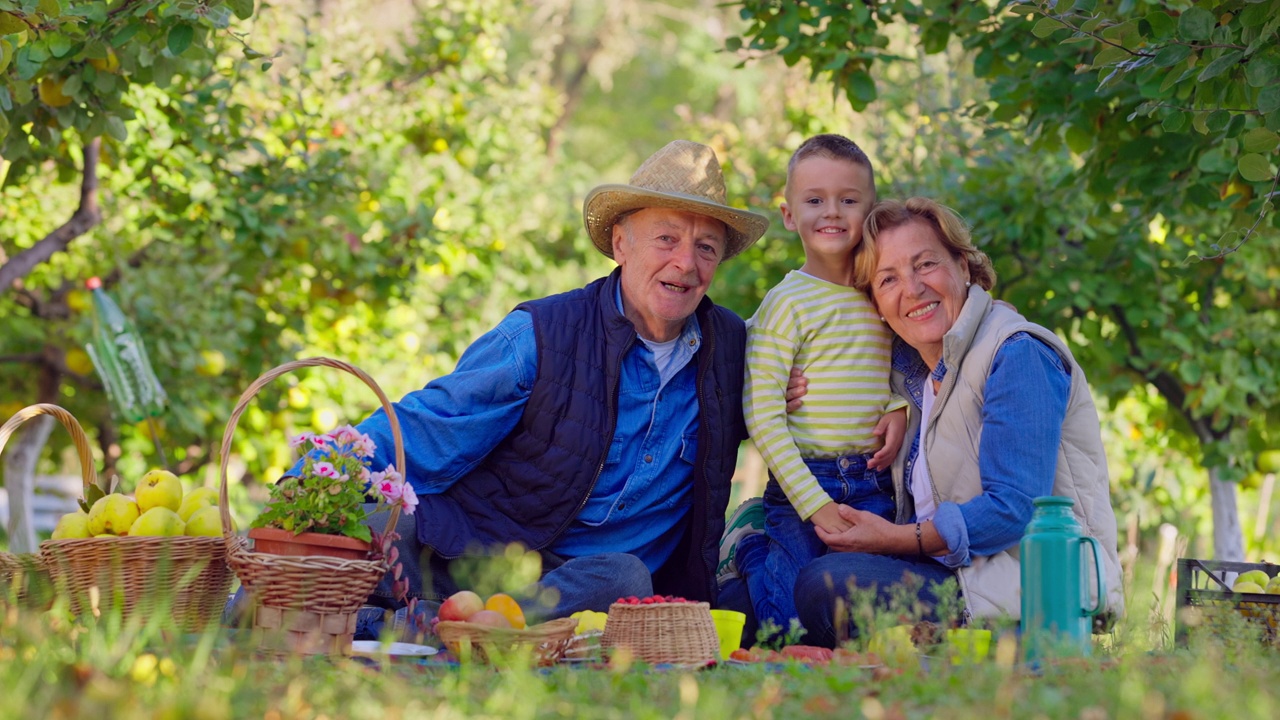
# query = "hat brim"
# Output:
<box><xmin>583</xmin><ymin>185</ymin><xmax>769</xmax><ymax>261</ymax></box>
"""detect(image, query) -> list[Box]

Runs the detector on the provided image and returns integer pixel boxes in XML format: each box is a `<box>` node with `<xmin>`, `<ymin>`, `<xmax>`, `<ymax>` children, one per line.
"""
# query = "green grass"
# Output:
<box><xmin>3</xmin><ymin>567</ymin><xmax>1280</xmax><ymax>719</ymax></box>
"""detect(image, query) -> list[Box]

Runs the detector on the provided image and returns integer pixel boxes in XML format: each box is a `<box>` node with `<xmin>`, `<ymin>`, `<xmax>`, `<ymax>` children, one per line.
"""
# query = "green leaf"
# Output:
<box><xmin>1065</xmin><ymin>125</ymin><xmax>1093</xmax><ymax>154</ymax></box>
<box><xmin>1198</xmin><ymin>50</ymin><xmax>1243</xmax><ymax>81</ymax></box>
<box><xmin>167</xmin><ymin>24</ymin><xmax>194</xmax><ymax>56</ymax></box>
<box><xmin>47</xmin><ymin>32</ymin><xmax>72</xmax><ymax>58</ymax></box>
<box><xmin>36</xmin><ymin>0</ymin><xmax>60</xmax><ymax>18</ymax></box>
<box><xmin>1032</xmin><ymin>16</ymin><xmax>1065</xmax><ymax>38</ymax></box>
<box><xmin>1238</xmin><ymin>153</ymin><xmax>1274</xmax><ymax>182</ymax></box>
<box><xmin>1242</xmin><ymin>128</ymin><xmax>1280</xmax><ymax>153</ymax></box>
<box><xmin>846</xmin><ymin>69</ymin><xmax>876</xmax><ymax>105</ymax></box>
<box><xmin>228</xmin><ymin>0</ymin><xmax>256</xmax><ymax>21</ymax></box>
<box><xmin>1240</xmin><ymin>2</ymin><xmax>1273</xmax><ymax>29</ymax></box>
<box><xmin>1177</xmin><ymin>6</ymin><xmax>1216</xmax><ymax>41</ymax></box>
<box><xmin>0</xmin><ymin>11</ymin><xmax>24</xmax><ymax>34</ymax></box>
<box><xmin>105</xmin><ymin>115</ymin><xmax>127</xmax><ymax>141</ymax></box>
<box><xmin>1162</xmin><ymin>111</ymin><xmax>1188</xmax><ymax>133</ymax></box>
<box><xmin>1260</xmin><ymin>86</ymin><xmax>1280</xmax><ymax>115</ymax></box>
<box><xmin>1246</xmin><ymin>57</ymin><xmax>1278</xmax><ymax>88</ymax></box>
<box><xmin>1153</xmin><ymin>44</ymin><xmax>1191</xmax><ymax>67</ymax></box>
<box><xmin>61</xmin><ymin>72</ymin><xmax>80</xmax><ymax>95</ymax></box>
<box><xmin>1092</xmin><ymin>44</ymin><xmax>1128</xmax><ymax>68</ymax></box>
<box><xmin>1206</xmin><ymin>109</ymin><xmax>1231</xmax><ymax>132</ymax></box>
<box><xmin>1145</xmin><ymin>11</ymin><xmax>1176</xmax><ymax>39</ymax></box>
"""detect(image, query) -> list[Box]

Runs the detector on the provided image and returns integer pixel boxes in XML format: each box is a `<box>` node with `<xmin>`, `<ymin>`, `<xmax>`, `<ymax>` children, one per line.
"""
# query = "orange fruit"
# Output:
<box><xmin>38</xmin><ymin>77</ymin><xmax>73</xmax><ymax>107</ymax></box>
<box><xmin>484</xmin><ymin>593</ymin><xmax>526</xmax><ymax>629</ymax></box>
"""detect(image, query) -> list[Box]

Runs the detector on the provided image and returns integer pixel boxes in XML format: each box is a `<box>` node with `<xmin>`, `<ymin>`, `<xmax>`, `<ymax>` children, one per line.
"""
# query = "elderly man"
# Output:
<box><xmin>341</xmin><ymin>141</ymin><xmax>769</xmax><ymax>629</ymax></box>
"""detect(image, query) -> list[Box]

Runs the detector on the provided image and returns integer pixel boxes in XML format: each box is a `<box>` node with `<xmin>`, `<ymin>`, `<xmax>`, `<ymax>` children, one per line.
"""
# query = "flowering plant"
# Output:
<box><xmin>251</xmin><ymin>425</ymin><xmax>417</xmax><ymax>543</ymax></box>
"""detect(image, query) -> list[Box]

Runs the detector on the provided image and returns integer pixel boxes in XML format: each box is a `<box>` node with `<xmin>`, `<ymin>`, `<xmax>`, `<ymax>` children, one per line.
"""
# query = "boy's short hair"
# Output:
<box><xmin>785</xmin><ymin>134</ymin><xmax>875</xmax><ymax>196</ymax></box>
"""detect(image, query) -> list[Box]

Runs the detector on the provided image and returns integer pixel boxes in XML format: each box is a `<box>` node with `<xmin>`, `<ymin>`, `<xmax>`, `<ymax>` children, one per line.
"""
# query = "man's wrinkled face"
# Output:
<box><xmin>612</xmin><ymin>207</ymin><xmax>728</xmax><ymax>342</ymax></box>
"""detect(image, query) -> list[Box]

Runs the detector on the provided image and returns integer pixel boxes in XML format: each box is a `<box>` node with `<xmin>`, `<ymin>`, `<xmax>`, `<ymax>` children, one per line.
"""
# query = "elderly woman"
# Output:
<box><xmin>789</xmin><ymin>197</ymin><xmax>1123</xmax><ymax>646</ymax></box>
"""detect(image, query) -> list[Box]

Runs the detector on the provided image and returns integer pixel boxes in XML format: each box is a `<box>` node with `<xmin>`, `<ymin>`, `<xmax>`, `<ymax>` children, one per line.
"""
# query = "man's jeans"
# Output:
<box><xmin>793</xmin><ymin>551</ymin><xmax>955</xmax><ymax>648</ymax></box>
<box><xmin>739</xmin><ymin>455</ymin><xmax>894</xmax><ymax>639</ymax></box>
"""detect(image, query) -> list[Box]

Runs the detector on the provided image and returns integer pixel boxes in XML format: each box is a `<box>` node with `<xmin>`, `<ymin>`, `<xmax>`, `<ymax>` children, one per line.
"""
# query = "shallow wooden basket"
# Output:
<box><xmin>220</xmin><ymin>358</ymin><xmax>404</xmax><ymax>656</ymax></box>
<box><xmin>1</xmin><ymin>404</ymin><xmax>231</xmax><ymax>629</ymax></box>
<box><xmin>436</xmin><ymin>617</ymin><xmax>577</xmax><ymax>666</ymax></box>
<box><xmin>601</xmin><ymin>601</ymin><xmax>719</xmax><ymax>666</ymax></box>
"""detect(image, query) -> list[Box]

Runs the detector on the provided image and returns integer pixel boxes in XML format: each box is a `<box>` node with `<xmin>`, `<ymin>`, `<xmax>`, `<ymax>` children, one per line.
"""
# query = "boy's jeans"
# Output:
<box><xmin>739</xmin><ymin>454</ymin><xmax>895</xmax><ymax>640</ymax></box>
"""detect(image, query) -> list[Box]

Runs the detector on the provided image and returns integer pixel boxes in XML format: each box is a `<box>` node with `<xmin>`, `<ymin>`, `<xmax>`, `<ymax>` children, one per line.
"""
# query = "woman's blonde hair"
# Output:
<box><xmin>852</xmin><ymin>197</ymin><xmax>996</xmax><ymax>294</ymax></box>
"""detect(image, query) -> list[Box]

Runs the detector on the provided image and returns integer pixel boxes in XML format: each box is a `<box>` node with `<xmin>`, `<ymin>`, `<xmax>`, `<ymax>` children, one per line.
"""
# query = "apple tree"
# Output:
<box><xmin>729</xmin><ymin>0</ymin><xmax>1280</xmax><ymax>560</ymax></box>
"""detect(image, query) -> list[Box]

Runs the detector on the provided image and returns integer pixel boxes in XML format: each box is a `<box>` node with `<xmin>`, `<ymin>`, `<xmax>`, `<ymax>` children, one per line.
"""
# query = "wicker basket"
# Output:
<box><xmin>0</xmin><ymin>403</ymin><xmax>232</xmax><ymax>628</ymax></box>
<box><xmin>436</xmin><ymin>617</ymin><xmax>577</xmax><ymax>666</ymax></box>
<box><xmin>220</xmin><ymin>357</ymin><xmax>404</xmax><ymax>656</ymax></box>
<box><xmin>601</xmin><ymin>601</ymin><xmax>719</xmax><ymax>666</ymax></box>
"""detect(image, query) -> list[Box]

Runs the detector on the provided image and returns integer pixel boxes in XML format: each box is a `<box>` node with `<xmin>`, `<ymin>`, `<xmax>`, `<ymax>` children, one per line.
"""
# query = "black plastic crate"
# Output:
<box><xmin>1175</xmin><ymin>558</ymin><xmax>1280</xmax><ymax>645</ymax></box>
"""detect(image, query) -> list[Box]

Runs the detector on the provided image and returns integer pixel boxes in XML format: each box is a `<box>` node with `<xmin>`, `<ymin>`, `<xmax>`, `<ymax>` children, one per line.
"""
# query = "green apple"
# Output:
<box><xmin>129</xmin><ymin>507</ymin><xmax>186</xmax><ymax>537</ymax></box>
<box><xmin>1266</xmin><ymin>577</ymin><xmax>1280</xmax><ymax>595</ymax></box>
<box><xmin>87</xmin><ymin>494</ymin><xmax>140</xmax><ymax>536</ymax></box>
<box><xmin>51</xmin><ymin>511</ymin><xmax>91</xmax><ymax>540</ymax></box>
<box><xmin>1234</xmin><ymin>581</ymin><xmax>1266</xmax><ymax>594</ymax></box>
<box><xmin>177</xmin><ymin>487</ymin><xmax>218</xmax><ymax>521</ymax></box>
<box><xmin>184</xmin><ymin>506</ymin><xmax>225</xmax><ymax>537</ymax></box>
<box><xmin>136</xmin><ymin>469</ymin><xmax>183</xmax><ymax>513</ymax></box>
<box><xmin>1236</xmin><ymin>570</ymin><xmax>1270</xmax><ymax>588</ymax></box>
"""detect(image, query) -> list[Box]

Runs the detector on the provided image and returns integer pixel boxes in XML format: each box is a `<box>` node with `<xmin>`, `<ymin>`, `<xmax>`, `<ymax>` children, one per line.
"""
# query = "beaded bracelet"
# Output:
<box><xmin>916</xmin><ymin>521</ymin><xmax>924</xmax><ymax>556</ymax></box>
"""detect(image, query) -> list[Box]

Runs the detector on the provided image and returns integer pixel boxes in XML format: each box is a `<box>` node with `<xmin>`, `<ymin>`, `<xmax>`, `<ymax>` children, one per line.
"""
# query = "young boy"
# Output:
<box><xmin>728</xmin><ymin>133</ymin><xmax>906</xmax><ymax>641</ymax></box>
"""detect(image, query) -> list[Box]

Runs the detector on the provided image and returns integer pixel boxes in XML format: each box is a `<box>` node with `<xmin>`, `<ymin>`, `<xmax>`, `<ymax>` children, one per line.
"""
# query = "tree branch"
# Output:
<box><xmin>0</xmin><ymin>138</ymin><xmax>102</xmax><ymax>294</ymax></box>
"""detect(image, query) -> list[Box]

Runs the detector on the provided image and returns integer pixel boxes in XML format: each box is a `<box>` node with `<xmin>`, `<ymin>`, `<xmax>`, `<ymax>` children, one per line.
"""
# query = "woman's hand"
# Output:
<box><xmin>784</xmin><ymin>366</ymin><xmax>808</xmax><ymax>413</ymax></box>
<box><xmin>867</xmin><ymin>408</ymin><xmax>907</xmax><ymax>470</ymax></box>
<box><xmin>814</xmin><ymin>505</ymin><xmax>901</xmax><ymax>554</ymax></box>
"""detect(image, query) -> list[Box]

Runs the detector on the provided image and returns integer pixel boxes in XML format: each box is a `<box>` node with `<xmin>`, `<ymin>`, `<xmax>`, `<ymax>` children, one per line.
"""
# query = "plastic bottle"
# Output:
<box><xmin>1019</xmin><ymin>496</ymin><xmax>1106</xmax><ymax>661</ymax></box>
<box><xmin>84</xmin><ymin>277</ymin><xmax>168</xmax><ymax>423</ymax></box>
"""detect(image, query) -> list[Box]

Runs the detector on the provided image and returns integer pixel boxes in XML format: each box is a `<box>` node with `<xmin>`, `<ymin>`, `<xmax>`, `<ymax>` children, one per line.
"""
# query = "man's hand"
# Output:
<box><xmin>810</xmin><ymin>501</ymin><xmax>853</xmax><ymax>534</ymax></box>
<box><xmin>867</xmin><ymin>408</ymin><xmax>907</xmax><ymax>470</ymax></box>
<box><xmin>785</xmin><ymin>366</ymin><xmax>808</xmax><ymax>413</ymax></box>
<box><xmin>814</xmin><ymin>505</ymin><xmax>898</xmax><ymax>553</ymax></box>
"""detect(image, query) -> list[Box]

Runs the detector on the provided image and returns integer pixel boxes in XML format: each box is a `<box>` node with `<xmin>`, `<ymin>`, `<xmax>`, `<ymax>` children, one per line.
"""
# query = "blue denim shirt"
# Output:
<box><xmin>896</xmin><ymin>333</ymin><xmax>1070</xmax><ymax>568</ymax></box>
<box><xmin>341</xmin><ymin>287</ymin><xmax>701</xmax><ymax>573</ymax></box>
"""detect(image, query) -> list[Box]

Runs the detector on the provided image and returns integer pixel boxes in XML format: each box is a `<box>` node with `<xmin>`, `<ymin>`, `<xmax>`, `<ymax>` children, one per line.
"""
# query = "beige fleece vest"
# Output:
<box><xmin>891</xmin><ymin>287</ymin><xmax>1124</xmax><ymax>621</ymax></box>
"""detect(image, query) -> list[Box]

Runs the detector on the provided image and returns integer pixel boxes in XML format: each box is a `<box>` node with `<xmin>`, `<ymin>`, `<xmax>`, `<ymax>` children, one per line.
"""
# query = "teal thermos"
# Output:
<box><xmin>1019</xmin><ymin>496</ymin><xmax>1106</xmax><ymax>660</ymax></box>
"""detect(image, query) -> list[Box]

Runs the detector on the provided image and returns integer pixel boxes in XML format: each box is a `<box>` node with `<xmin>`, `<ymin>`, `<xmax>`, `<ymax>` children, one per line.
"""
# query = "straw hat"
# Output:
<box><xmin>583</xmin><ymin>140</ymin><xmax>769</xmax><ymax>261</ymax></box>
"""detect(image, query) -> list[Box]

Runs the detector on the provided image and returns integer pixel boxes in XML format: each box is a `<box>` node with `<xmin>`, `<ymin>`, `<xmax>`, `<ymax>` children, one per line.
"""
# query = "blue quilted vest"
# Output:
<box><xmin>414</xmin><ymin>268</ymin><xmax>746</xmax><ymax>601</ymax></box>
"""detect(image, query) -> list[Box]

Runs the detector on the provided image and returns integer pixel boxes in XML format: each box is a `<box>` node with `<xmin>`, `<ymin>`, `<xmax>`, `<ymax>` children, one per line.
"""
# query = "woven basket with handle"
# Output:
<box><xmin>601</xmin><ymin>601</ymin><xmax>719</xmax><ymax>666</ymax></box>
<box><xmin>436</xmin><ymin>616</ymin><xmax>577</xmax><ymax>666</ymax></box>
<box><xmin>0</xmin><ymin>403</ymin><xmax>232</xmax><ymax>628</ymax></box>
<box><xmin>220</xmin><ymin>357</ymin><xmax>404</xmax><ymax>656</ymax></box>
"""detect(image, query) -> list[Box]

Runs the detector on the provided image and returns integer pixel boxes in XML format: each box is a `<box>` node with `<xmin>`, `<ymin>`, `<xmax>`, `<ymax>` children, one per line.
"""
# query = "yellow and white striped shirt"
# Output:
<box><xmin>744</xmin><ymin>270</ymin><xmax>903</xmax><ymax>520</ymax></box>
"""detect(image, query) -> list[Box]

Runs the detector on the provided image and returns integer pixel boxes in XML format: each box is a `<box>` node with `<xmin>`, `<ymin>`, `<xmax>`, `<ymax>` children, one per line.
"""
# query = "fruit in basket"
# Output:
<box><xmin>468</xmin><ymin>610</ymin><xmax>513</xmax><ymax>629</ymax></box>
<box><xmin>136</xmin><ymin>469</ymin><xmax>184</xmax><ymax>512</ymax></box>
<box><xmin>1234</xmin><ymin>581</ymin><xmax>1265</xmax><ymax>594</ymax></box>
<box><xmin>1267</xmin><ymin>577</ymin><xmax>1280</xmax><ymax>595</ymax></box>
<box><xmin>484</xmin><ymin>593</ymin><xmax>527</xmax><ymax>629</ymax></box>
<box><xmin>51</xmin><ymin>510</ymin><xmax>92</xmax><ymax>540</ymax></box>
<box><xmin>177</xmin><ymin>487</ymin><xmax>219</xmax><ymax>521</ymax></box>
<box><xmin>1234</xmin><ymin>570</ymin><xmax>1271</xmax><ymax>590</ymax></box>
<box><xmin>184</xmin><ymin>506</ymin><xmax>223</xmax><ymax>537</ymax></box>
<box><xmin>439</xmin><ymin>590</ymin><xmax>485</xmax><ymax>621</ymax></box>
<box><xmin>88</xmin><ymin>494</ymin><xmax>141</xmax><ymax>535</ymax></box>
<box><xmin>129</xmin><ymin>507</ymin><xmax>186</xmax><ymax>537</ymax></box>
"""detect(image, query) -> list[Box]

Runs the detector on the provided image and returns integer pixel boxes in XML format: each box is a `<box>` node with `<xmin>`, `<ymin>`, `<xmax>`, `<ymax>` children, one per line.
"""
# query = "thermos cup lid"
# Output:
<box><xmin>1032</xmin><ymin>496</ymin><xmax>1075</xmax><ymax>508</ymax></box>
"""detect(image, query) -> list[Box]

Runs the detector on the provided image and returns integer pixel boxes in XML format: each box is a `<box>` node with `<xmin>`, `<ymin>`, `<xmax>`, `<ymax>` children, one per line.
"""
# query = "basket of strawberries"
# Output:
<box><xmin>601</xmin><ymin>595</ymin><xmax>719</xmax><ymax>666</ymax></box>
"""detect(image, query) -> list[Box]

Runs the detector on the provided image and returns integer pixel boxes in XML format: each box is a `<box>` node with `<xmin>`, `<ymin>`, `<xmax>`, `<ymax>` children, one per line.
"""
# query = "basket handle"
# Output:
<box><xmin>217</xmin><ymin>357</ymin><xmax>406</xmax><ymax>556</ymax></box>
<box><xmin>0</xmin><ymin>404</ymin><xmax>99</xmax><ymax>498</ymax></box>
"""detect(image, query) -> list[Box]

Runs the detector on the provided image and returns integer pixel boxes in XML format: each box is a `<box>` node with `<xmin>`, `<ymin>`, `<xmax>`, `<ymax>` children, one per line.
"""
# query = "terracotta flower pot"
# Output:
<box><xmin>247</xmin><ymin>526</ymin><xmax>371</xmax><ymax>561</ymax></box>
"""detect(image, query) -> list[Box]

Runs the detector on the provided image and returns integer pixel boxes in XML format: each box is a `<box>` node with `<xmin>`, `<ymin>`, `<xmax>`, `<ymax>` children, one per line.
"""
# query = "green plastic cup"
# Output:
<box><xmin>710</xmin><ymin>609</ymin><xmax>746</xmax><ymax>658</ymax></box>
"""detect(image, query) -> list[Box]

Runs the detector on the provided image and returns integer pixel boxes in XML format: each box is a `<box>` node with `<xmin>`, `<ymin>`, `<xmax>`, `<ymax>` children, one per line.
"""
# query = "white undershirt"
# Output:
<box><xmin>910</xmin><ymin>378</ymin><xmax>937</xmax><ymax>521</ymax></box>
<box><xmin>640</xmin><ymin>336</ymin><xmax>680</xmax><ymax>378</ymax></box>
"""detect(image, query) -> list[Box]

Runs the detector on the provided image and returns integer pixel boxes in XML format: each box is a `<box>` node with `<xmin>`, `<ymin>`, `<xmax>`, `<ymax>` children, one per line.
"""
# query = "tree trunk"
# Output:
<box><xmin>1209</xmin><ymin>465</ymin><xmax>1244</xmax><ymax>561</ymax></box>
<box><xmin>4</xmin><ymin>415</ymin><xmax>55</xmax><ymax>553</ymax></box>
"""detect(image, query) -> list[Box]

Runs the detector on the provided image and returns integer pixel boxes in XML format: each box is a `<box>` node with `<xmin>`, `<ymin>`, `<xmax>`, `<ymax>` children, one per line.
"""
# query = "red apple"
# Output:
<box><xmin>467</xmin><ymin>610</ymin><xmax>513</xmax><ymax>629</ymax></box>
<box><xmin>438</xmin><ymin>590</ymin><xmax>484</xmax><ymax>622</ymax></box>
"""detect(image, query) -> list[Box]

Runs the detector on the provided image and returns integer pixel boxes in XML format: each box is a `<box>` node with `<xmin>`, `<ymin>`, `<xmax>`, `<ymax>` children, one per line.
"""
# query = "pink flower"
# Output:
<box><xmin>331</xmin><ymin>425</ymin><xmax>362</xmax><ymax>445</ymax></box>
<box><xmin>351</xmin><ymin>435</ymin><xmax>377</xmax><ymax>459</ymax></box>
<box><xmin>289</xmin><ymin>432</ymin><xmax>315</xmax><ymax>449</ymax></box>
<box><xmin>309</xmin><ymin>434</ymin><xmax>328</xmax><ymax>450</ymax></box>
<box><xmin>313</xmin><ymin>461</ymin><xmax>339</xmax><ymax>479</ymax></box>
<box><xmin>398</xmin><ymin>487</ymin><xmax>418</xmax><ymax>515</ymax></box>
